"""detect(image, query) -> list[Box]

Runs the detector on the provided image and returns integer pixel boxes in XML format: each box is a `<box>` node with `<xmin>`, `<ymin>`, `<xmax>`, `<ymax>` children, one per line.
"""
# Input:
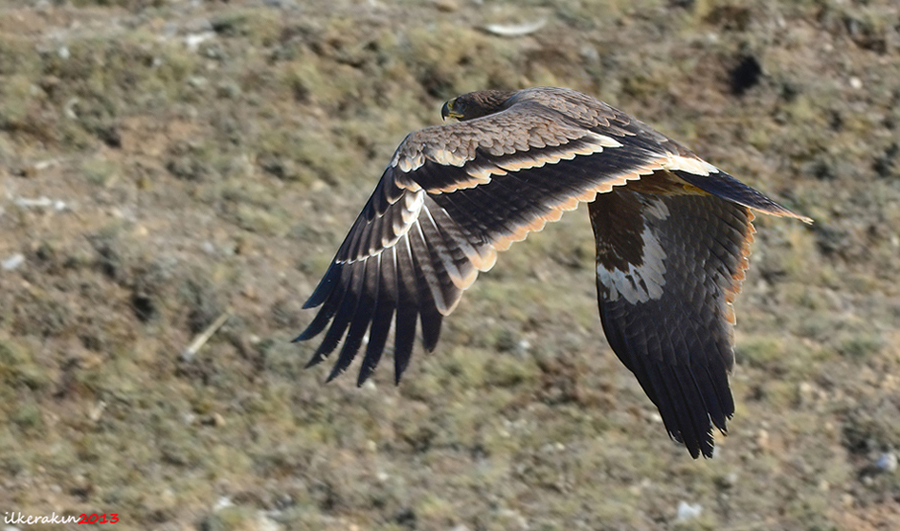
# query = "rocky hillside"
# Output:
<box><xmin>0</xmin><ymin>0</ymin><xmax>898</xmax><ymax>529</ymax></box>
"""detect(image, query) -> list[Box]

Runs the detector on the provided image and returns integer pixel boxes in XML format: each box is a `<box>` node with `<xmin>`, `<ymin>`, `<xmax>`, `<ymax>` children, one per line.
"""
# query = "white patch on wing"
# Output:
<box><xmin>597</xmin><ymin>199</ymin><xmax>670</xmax><ymax>304</ymax></box>
<box><xmin>464</xmin><ymin>161</ymin><xmax>503</xmax><ymax>181</ymax></box>
<box><xmin>661</xmin><ymin>153</ymin><xmax>718</xmax><ymax>176</ymax></box>
<box><xmin>642</xmin><ymin>196</ymin><xmax>671</xmax><ymax>221</ymax></box>
<box><xmin>402</xmin><ymin>189</ymin><xmax>425</xmax><ymax>219</ymax></box>
<box><xmin>585</xmin><ymin>131</ymin><xmax>623</xmax><ymax>148</ymax></box>
<box><xmin>596</xmin><ymin>226</ymin><xmax>668</xmax><ymax>304</ymax></box>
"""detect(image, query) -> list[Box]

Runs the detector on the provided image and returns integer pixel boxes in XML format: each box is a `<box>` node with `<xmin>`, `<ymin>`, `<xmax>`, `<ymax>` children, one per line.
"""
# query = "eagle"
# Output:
<box><xmin>296</xmin><ymin>87</ymin><xmax>811</xmax><ymax>458</ymax></box>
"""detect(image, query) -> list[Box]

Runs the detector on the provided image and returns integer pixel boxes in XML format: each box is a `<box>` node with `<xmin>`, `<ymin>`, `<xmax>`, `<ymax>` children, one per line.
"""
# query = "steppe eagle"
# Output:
<box><xmin>296</xmin><ymin>87</ymin><xmax>811</xmax><ymax>458</ymax></box>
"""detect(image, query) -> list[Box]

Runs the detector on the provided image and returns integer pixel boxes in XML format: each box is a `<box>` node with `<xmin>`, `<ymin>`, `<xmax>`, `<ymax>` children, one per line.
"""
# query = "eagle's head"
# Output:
<box><xmin>441</xmin><ymin>90</ymin><xmax>515</xmax><ymax>121</ymax></box>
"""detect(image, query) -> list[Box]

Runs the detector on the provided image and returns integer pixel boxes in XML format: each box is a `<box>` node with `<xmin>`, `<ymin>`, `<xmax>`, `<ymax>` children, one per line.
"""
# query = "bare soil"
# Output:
<box><xmin>1</xmin><ymin>0</ymin><xmax>899</xmax><ymax>529</ymax></box>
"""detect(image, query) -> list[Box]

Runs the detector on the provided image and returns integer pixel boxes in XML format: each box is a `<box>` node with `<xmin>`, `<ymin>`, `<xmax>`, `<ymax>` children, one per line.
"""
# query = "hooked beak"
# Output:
<box><xmin>441</xmin><ymin>99</ymin><xmax>461</xmax><ymax>121</ymax></box>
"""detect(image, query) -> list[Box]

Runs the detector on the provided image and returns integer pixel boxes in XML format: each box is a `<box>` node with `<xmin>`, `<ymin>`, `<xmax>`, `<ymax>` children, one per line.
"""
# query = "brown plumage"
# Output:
<box><xmin>297</xmin><ymin>87</ymin><xmax>811</xmax><ymax>458</ymax></box>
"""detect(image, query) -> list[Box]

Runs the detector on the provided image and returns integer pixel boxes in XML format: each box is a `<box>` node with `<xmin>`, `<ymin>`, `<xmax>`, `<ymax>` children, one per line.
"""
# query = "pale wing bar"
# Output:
<box><xmin>296</xmin><ymin>108</ymin><xmax>683</xmax><ymax>384</ymax></box>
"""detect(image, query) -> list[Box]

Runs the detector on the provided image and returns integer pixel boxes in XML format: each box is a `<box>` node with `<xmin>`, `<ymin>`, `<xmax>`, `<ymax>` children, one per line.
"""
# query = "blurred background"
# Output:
<box><xmin>1</xmin><ymin>0</ymin><xmax>898</xmax><ymax>529</ymax></box>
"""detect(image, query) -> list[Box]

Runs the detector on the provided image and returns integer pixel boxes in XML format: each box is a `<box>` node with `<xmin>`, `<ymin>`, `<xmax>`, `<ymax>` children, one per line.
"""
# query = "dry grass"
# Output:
<box><xmin>1</xmin><ymin>0</ymin><xmax>899</xmax><ymax>529</ymax></box>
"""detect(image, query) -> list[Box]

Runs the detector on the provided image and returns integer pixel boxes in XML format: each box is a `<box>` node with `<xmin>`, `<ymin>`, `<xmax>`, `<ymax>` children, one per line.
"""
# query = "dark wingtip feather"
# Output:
<box><xmin>393</xmin><ymin>308</ymin><xmax>417</xmax><ymax>384</ymax></box>
<box><xmin>392</xmin><ymin>236</ymin><xmax>419</xmax><ymax>385</ymax></box>
<box><xmin>303</xmin><ymin>267</ymin><xmax>364</xmax><ymax>370</ymax></box>
<box><xmin>419</xmin><ymin>304</ymin><xmax>443</xmax><ymax>352</ymax></box>
<box><xmin>294</xmin><ymin>315</ymin><xmax>330</xmax><ymax>342</ymax></box>
<box><xmin>393</xmin><ymin>354</ymin><xmax>409</xmax><ymax>386</ymax></box>
<box><xmin>356</xmin><ymin>368</ymin><xmax>372</xmax><ymax>388</ymax></box>
<box><xmin>357</xmin><ymin>307</ymin><xmax>394</xmax><ymax>387</ymax></box>
<box><xmin>303</xmin><ymin>263</ymin><xmax>342</xmax><ymax>309</ymax></box>
<box><xmin>305</xmin><ymin>348</ymin><xmax>328</xmax><ymax>369</ymax></box>
<box><xmin>327</xmin><ymin>266</ymin><xmax>379</xmax><ymax>383</ymax></box>
<box><xmin>326</xmin><ymin>364</ymin><xmax>345</xmax><ymax>383</ymax></box>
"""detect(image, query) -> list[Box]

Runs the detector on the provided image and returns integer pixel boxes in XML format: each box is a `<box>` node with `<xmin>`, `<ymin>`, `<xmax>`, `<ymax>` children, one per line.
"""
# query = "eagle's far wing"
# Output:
<box><xmin>296</xmin><ymin>97</ymin><xmax>670</xmax><ymax>385</ymax></box>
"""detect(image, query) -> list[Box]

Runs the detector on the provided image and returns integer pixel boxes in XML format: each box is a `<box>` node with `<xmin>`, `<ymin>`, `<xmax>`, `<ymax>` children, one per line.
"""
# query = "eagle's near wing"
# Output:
<box><xmin>296</xmin><ymin>87</ymin><xmax>810</xmax><ymax>458</ymax></box>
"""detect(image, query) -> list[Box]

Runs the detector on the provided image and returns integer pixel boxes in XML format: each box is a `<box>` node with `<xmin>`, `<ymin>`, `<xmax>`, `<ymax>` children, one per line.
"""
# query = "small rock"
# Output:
<box><xmin>875</xmin><ymin>452</ymin><xmax>897</xmax><ymax>473</ymax></box>
<box><xmin>58</xmin><ymin>46</ymin><xmax>69</xmax><ymax>59</ymax></box>
<box><xmin>257</xmin><ymin>511</ymin><xmax>282</xmax><ymax>531</ymax></box>
<box><xmin>433</xmin><ymin>0</ymin><xmax>458</xmax><ymax>12</ymax></box>
<box><xmin>849</xmin><ymin>77</ymin><xmax>863</xmax><ymax>90</ymax></box>
<box><xmin>676</xmin><ymin>501</ymin><xmax>702</xmax><ymax>522</ymax></box>
<box><xmin>579</xmin><ymin>45</ymin><xmax>599</xmax><ymax>63</ymax></box>
<box><xmin>717</xmin><ymin>472</ymin><xmax>738</xmax><ymax>489</ymax></box>
<box><xmin>214</xmin><ymin>496</ymin><xmax>232</xmax><ymax>511</ymax></box>
<box><xmin>64</xmin><ymin>97</ymin><xmax>79</xmax><ymax>119</ymax></box>
<box><xmin>201</xmin><ymin>413</ymin><xmax>226</xmax><ymax>427</ymax></box>
<box><xmin>756</xmin><ymin>429</ymin><xmax>770</xmax><ymax>452</ymax></box>
<box><xmin>88</xmin><ymin>401</ymin><xmax>106</xmax><ymax>422</ymax></box>
<box><xmin>2</xmin><ymin>254</ymin><xmax>25</xmax><ymax>271</ymax></box>
<box><xmin>798</xmin><ymin>381</ymin><xmax>815</xmax><ymax>406</ymax></box>
<box><xmin>14</xmin><ymin>196</ymin><xmax>52</xmax><ymax>208</ymax></box>
<box><xmin>34</xmin><ymin>159</ymin><xmax>56</xmax><ymax>171</ymax></box>
<box><xmin>187</xmin><ymin>76</ymin><xmax>208</xmax><ymax>88</ymax></box>
<box><xmin>216</xmin><ymin>80</ymin><xmax>241</xmax><ymax>99</ymax></box>
<box><xmin>515</xmin><ymin>338</ymin><xmax>531</xmax><ymax>356</ymax></box>
<box><xmin>184</xmin><ymin>31</ymin><xmax>216</xmax><ymax>52</ymax></box>
<box><xmin>185</xmin><ymin>32</ymin><xmax>215</xmax><ymax>51</ymax></box>
<box><xmin>483</xmin><ymin>18</ymin><xmax>548</xmax><ymax>38</ymax></box>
